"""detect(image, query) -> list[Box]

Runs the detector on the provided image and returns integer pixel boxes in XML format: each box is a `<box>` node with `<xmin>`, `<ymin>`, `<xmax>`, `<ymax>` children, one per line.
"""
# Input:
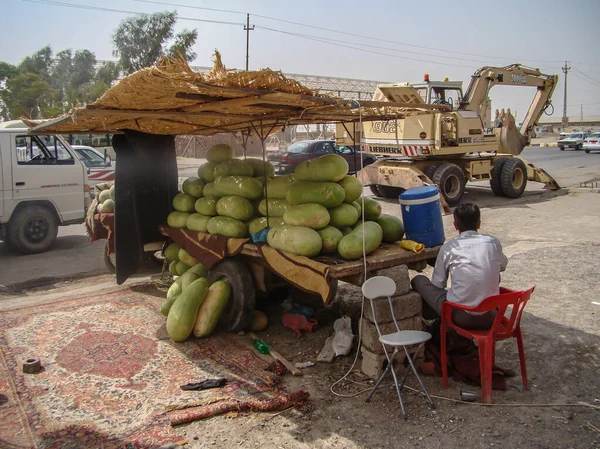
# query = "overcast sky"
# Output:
<box><xmin>2</xmin><ymin>0</ymin><xmax>600</xmax><ymax>118</ymax></box>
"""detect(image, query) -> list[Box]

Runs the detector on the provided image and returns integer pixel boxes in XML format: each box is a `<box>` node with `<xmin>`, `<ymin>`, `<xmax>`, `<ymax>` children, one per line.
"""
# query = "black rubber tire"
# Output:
<box><xmin>7</xmin><ymin>205</ymin><xmax>58</xmax><ymax>254</ymax></box>
<box><xmin>490</xmin><ymin>157</ymin><xmax>509</xmax><ymax>197</ymax></box>
<box><xmin>432</xmin><ymin>163</ymin><xmax>466</xmax><ymax>207</ymax></box>
<box><xmin>585</xmin><ymin>149</ymin><xmax>590</xmax><ymax>154</ymax></box>
<box><xmin>500</xmin><ymin>158</ymin><xmax>528</xmax><ymax>198</ymax></box>
<box><xmin>208</xmin><ymin>259</ymin><xmax>256</xmax><ymax>332</ymax></box>
<box><xmin>376</xmin><ymin>185</ymin><xmax>405</xmax><ymax>199</ymax></box>
<box><xmin>104</xmin><ymin>240</ymin><xmax>116</xmax><ymax>274</ymax></box>
<box><xmin>576</xmin><ymin>144</ymin><xmax>583</xmax><ymax>151</ymax></box>
<box><xmin>559</xmin><ymin>146</ymin><xmax>564</xmax><ymax>151</ymax></box>
<box><xmin>424</xmin><ymin>164</ymin><xmax>439</xmax><ymax>181</ymax></box>
<box><xmin>369</xmin><ymin>185</ymin><xmax>381</xmax><ymax>197</ymax></box>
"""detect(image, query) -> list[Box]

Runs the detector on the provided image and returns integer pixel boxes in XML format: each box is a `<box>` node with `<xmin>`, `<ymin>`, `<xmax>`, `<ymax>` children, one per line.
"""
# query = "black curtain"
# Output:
<box><xmin>112</xmin><ymin>131</ymin><xmax>178</xmax><ymax>284</ymax></box>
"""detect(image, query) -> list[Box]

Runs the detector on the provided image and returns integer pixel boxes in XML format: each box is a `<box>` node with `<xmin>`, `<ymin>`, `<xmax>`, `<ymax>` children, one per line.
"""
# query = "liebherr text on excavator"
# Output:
<box><xmin>337</xmin><ymin>64</ymin><xmax>560</xmax><ymax>206</ymax></box>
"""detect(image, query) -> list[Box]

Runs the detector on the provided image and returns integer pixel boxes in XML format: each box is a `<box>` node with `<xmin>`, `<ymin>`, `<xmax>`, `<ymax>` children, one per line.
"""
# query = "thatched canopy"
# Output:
<box><xmin>25</xmin><ymin>52</ymin><xmax>449</xmax><ymax>137</ymax></box>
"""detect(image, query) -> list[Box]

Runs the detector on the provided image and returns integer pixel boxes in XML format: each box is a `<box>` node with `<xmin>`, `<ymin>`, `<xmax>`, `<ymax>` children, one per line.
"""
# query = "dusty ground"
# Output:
<box><xmin>4</xmin><ymin>189</ymin><xmax>598</xmax><ymax>448</ymax></box>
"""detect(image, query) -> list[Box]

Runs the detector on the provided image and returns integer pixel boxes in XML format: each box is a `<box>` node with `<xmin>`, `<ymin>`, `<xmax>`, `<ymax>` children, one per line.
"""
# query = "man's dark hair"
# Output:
<box><xmin>453</xmin><ymin>203</ymin><xmax>480</xmax><ymax>232</ymax></box>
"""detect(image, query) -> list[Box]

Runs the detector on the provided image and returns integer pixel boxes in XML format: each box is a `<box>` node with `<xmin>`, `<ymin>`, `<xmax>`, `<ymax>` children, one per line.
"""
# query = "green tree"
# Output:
<box><xmin>0</xmin><ymin>73</ymin><xmax>56</xmax><ymax>120</ymax></box>
<box><xmin>95</xmin><ymin>61</ymin><xmax>119</xmax><ymax>86</ymax></box>
<box><xmin>71</xmin><ymin>50</ymin><xmax>96</xmax><ymax>88</ymax></box>
<box><xmin>0</xmin><ymin>62</ymin><xmax>18</xmax><ymax>83</ymax></box>
<box><xmin>19</xmin><ymin>46</ymin><xmax>53</xmax><ymax>81</ymax></box>
<box><xmin>112</xmin><ymin>11</ymin><xmax>197</xmax><ymax>75</ymax></box>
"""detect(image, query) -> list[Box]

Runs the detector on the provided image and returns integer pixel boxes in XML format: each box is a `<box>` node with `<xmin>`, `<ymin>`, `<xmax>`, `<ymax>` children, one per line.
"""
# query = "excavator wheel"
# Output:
<box><xmin>369</xmin><ymin>185</ymin><xmax>381</xmax><ymax>197</ymax></box>
<box><xmin>490</xmin><ymin>157</ymin><xmax>509</xmax><ymax>197</ymax></box>
<box><xmin>432</xmin><ymin>163</ymin><xmax>466</xmax><ymax>207</ymax></box>
<box><xmin>377</xmin><ymin>185</ymin><xmax>405</xmax><ymax>199</ymax></box>
<box><xmin>500</xmin><ymin>158</ymin><xmax>527</xmax><ymax>198</ymax></box>
<box><xmin>424</xmin><ymin>164</ymin><xmax>440</xmax><ymax>181</ymax></box>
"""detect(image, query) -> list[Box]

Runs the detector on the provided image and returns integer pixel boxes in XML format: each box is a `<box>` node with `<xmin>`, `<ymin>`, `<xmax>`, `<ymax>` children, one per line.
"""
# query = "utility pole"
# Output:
<box><xmin>561</xmin><ymin>61</ymin><xmax>571</xmax><ymax>130</ymax></box>
<box><xmin>244</xmin><ymin>14</ymin><xmax>255</xmax><ymax>71</ymax></box>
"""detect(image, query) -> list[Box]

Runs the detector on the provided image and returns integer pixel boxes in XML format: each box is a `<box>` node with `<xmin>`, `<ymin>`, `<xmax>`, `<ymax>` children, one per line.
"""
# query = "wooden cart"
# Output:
<box><xmin>162</xmin><ymin>225</ymin><xmax>440</xmax><ymax>332</ymax></box>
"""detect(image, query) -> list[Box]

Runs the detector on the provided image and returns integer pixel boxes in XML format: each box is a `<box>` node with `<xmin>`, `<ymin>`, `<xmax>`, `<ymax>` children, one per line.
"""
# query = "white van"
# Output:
<box><xmin>0</xmin><ymin>120</ymin><xmax>91</xmax><ymax>254</ymax></box>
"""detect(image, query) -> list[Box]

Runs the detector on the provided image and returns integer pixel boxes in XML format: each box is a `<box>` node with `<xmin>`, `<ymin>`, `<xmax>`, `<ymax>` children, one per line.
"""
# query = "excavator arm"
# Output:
<box><xmin>459</xmin><ymin>64</ymin><xmax>558</xmax><ymax>155</ymax></box>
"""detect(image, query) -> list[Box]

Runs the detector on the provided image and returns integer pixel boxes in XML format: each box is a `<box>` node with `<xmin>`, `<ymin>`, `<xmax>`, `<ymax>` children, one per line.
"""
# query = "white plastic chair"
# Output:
<box><xmin>362</xmin><ymin>275</ymin><xmax>436</xmax><ymax>419</ymax></box>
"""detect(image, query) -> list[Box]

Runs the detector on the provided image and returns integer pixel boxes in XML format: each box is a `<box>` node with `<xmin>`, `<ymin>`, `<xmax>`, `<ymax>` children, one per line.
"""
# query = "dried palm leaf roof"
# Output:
<box><xmin>25</xmin><ymin>51</ymin><xmax>450</xmax><ymax>136</ymax></box>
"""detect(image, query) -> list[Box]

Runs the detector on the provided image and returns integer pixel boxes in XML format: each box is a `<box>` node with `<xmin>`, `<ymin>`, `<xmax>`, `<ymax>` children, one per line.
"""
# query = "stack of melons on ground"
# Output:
<box><xmin>166</xmin><ymin>144</ymin><xmax>276</xmax><ymax>238</ymax></box>
<box><xmin>266</xmin><ymin>154</ymin><xmax>405</xmax><ymax>260</ymax></box>
<box><xmin>95</xmin><ymin>184</ymin><xmax>116</xmax><ymax>214</ymax></box>
<box><xmin>161</xmin><ymin>240</ymin><xmax>269</xmax><ymax>341</ymax></box>
<box><xmin>161</xmin><ymin>241</ymin><xmax>231</xmax><ymax>342</ymax></box>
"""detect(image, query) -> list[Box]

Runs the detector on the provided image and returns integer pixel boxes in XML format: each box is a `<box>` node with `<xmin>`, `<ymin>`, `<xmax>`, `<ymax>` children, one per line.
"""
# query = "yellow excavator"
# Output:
<box><xmin>337</xmin><ymin>64</ymin><xmax>560</xmax><ymax>205</ymax></box>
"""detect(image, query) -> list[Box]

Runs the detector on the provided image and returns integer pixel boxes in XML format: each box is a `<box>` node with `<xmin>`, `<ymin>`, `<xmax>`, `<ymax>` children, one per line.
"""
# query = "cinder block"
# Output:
<box><xmin>364</xmin><ymin>290</ymin><xmax>423</xmax><ymax>324</ymax></box>
<box><xmin>373</xmin><ymin>265</ymin><xmax>411</xmax><ymax>296</ymax></box>
<box><xmin>360</xmin><ymin>316</ymin><xmax>423</xmax><ymax>354</ymax></box>
<box><xmin>360</xmin><ymin>345</ymin><xmax>425</xmax><ymax>380</ymax></box>
<box><xmin>360</xmin><ymin>346</ymin><xmax>406</xmax><ymax>380</ymax></box>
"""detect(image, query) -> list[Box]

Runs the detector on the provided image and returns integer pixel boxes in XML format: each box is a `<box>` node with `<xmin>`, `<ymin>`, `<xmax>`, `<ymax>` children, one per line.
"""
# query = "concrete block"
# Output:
<box><xmin>373</xmin><ymin>265</ymin><xmax>410</xmax><ymax>296</ymax></box>
<box><xmin>360</xmin><ymin>316</ymin><xmax>423</xmax><ymax>354</ymax></box>
<box><xmin>364</xmin><ymin>290</ymin><xmax>423</xmax><ymax>324</ymax></box>
<box><xmin>360</xmin><ymin>346</ymin><xmax>406</xmax><ymax>380</ymax></box>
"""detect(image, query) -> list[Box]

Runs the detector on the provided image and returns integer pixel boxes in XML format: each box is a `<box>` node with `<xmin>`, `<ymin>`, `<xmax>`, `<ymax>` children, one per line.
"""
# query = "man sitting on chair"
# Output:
<box><xmin>411</xmin><ymin>203</ymin><xmax>509</xmax><ymax>330</ymax></box>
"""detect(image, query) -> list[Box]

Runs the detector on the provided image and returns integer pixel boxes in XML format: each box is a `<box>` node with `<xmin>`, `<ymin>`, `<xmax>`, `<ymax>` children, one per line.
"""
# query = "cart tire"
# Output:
<box><xmin>208</xmin><ymin>259</ymin><xmax>256</xmax><ymax>332</ymax></box>
<box><xmin>104</xmin><ymin>241</ymin><xmax>116</xmax><ymax>274</ymax></box>
<box><xmin>500</xmin><ymin>158</ymin><xmax>527</xmax><ymax>198</ymax></box>
<box><xmin>490</xmin><ymin>157</ymin><xmax>509</xmax><ymax>197</ymax></box>
<box><xmin>290</xmin><ymin>278</ymin><xmax>339</xmax><ymax>310</ymax></box>
<box><xmin>432</xmin><ymin>163</ymin><xmax>466</xmax><ymax>207</ymax></box>
<box><xmin>369</xmin><ymin>185</ymin><xmax>381</xmax><ymax>197</ymax></box>
<box><xmin>376</xmin><ymin>185</ymin><xmax>405</xmax><ymax>199</ymax></box>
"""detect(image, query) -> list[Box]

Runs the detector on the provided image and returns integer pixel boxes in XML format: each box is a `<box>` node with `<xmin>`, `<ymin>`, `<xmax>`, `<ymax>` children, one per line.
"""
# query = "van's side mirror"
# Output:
<box><xmin>103</xmin><ymin>148</ymin><xmax>112</xmax><ymax>166</ymax></box>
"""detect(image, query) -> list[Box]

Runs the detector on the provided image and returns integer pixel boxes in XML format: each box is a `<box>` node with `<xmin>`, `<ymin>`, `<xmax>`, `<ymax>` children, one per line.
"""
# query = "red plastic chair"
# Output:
<box><xmin>440</xmin><ymin>286</ymin><xmax>535</xmax><ymax>403</ymax></box>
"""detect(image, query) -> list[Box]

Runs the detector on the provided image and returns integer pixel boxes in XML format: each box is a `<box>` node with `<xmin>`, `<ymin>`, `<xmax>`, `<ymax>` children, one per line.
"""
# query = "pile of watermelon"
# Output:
<box><xmin>166</xmin><ymin>144</ymin><xmax>405</xmax><ymax>260</ymax></box>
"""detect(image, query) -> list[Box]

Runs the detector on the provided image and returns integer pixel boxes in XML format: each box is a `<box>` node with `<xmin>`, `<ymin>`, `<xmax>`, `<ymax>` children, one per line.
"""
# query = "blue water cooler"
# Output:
<box><xmin>399</xmin><ymin>186</ymin><xmax>445</xmax><ymax>247</ymax></box>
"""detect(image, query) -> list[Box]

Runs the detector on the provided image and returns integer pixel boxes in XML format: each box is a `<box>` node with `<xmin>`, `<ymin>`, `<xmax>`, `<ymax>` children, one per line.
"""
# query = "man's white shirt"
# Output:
<box><xmin>431</xmin><ymin>231</ymin><xmax>509</xmax><ymax>309</ymax></box>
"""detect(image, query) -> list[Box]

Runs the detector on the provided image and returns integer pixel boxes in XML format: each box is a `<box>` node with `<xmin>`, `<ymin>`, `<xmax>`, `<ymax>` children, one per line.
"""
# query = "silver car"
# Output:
<box><xmin>583</xmin><ymin>132</ymin><xmax>600</xmax><ymax>154</ymax></box>
<box><xmin>557</xmin><ymin>132</ymin><xmax>586</xmax><ymax>151</ymax></box>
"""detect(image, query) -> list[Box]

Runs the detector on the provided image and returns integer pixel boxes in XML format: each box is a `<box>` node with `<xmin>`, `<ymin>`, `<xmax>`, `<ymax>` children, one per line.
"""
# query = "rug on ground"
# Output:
<box><xmin>0</xmin><ymin>287</ymin><xmax>306</xmax><ymax>448</ymax></box>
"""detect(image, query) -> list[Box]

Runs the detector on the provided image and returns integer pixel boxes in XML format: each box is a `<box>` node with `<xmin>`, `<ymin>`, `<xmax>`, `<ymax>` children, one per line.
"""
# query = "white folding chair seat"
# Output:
<box><xmin>362</xmin><ymin>275</ymin><xmax>435</xmax><ymax>419</ymax></box>
<box><xmin>379</xmin><ymin>330</ymin><xmax>432</xmax><ymax>347</ymax></box>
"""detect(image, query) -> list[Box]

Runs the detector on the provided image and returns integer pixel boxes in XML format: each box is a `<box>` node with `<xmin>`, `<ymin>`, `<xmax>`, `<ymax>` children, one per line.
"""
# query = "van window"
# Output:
<box><xmin>16</xmin><ymin>135</ymin><xmax>74</xmax><ymax>165</ymax></box>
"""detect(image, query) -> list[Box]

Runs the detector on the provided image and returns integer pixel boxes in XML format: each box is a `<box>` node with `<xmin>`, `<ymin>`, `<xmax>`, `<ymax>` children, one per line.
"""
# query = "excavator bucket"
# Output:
<box><xmin>496</xmin><ymin>112</ymin><xmax>529</xmax><ymax>156</ymax></box>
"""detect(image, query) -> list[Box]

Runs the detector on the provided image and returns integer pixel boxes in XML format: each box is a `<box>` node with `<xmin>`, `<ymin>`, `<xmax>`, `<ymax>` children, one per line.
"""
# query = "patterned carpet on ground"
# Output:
<box><xmin>0</xmin><ymin>287</ymin><xmax>303</xmax><ymax>449</ymax></box>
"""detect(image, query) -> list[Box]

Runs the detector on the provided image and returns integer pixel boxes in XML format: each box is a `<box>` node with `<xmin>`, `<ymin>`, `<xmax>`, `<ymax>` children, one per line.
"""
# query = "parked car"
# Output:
<box><xmin>266</xmin><ymin>140</ymin><xmax>377</xmax><ymax>174</ymax></box>
<box><xmin>557</xmin><ymin>132</ymin><xmax>587</xmax><ymax>151</ymax></box>
<box><xmin>72</xmin><ymin>145</ymin><xmax>115</xmax><ymax>186</ymax></box>
<box><xmin>583</xmin><ymin>132</ymin><xmax>600</xmax><ymax>154</ymax></box>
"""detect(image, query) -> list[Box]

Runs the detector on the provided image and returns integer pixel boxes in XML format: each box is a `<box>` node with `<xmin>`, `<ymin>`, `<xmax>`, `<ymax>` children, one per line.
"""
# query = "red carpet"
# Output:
<box><xmin>0</xmin><ymin>287</ymin><xmax>292</xmax><ymax>448</ymax></box>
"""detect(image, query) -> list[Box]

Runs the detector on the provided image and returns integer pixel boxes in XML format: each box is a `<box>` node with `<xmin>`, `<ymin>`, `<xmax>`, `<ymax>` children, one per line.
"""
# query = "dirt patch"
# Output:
<box><xmin>169</xmin><ymin>245</ymin><xmax>599</xmax><ymax>449</ymax></box>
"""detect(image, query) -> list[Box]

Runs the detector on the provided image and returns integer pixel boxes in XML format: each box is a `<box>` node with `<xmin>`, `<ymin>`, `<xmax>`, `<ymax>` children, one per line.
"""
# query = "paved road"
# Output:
<box><xmin>521</xmin><ymin>146</ymin><xmax>600</xmax><ymax>187</ymax></box>
<box><xmin>2</xmin><ymin>147</ymin><xmax>598</xmax><ymax>289</ymax></box>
